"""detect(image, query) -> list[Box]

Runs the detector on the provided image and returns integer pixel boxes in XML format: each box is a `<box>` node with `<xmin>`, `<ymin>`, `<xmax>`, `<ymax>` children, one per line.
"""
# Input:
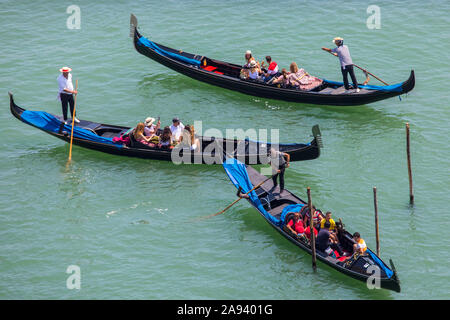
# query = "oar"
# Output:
<box><xmin>322</xmin><ymin>49</ymin><xmax>389</xmax><ymax>85</ymax></box>
<box><xmin>353</xmin><ymin>64</ymin><xmax>389</xmax><ymax>86</ymax></box>
<box><xmin>67</xmin><ymin>79</ymin><xmax>78</xmax><ymax>163</ymax></box>
<box><xmin>196</xmin><ymin>174</ymin><xmax>274</xmax><ymax>221</ymax></box>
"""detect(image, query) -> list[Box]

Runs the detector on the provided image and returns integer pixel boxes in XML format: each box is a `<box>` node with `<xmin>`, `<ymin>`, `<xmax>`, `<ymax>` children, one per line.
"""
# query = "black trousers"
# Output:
<box><xmin>60</xmin><ymin>93</ymin><xmax>75</xmax><ymax>121</ymax></box>
<box><xmin>272</xmin><ymin>168</ymin><xmax>285</xmax><ymax>191</ymax></box>
<box><xmin>341</xmin><ymin>65</ymin><xmax>358</xmax><ymax>90</ymax></box>
<box><xmin>330</xmin><ymin>242</ymin><xmax>344</xmax><ymax>256</ymax></box>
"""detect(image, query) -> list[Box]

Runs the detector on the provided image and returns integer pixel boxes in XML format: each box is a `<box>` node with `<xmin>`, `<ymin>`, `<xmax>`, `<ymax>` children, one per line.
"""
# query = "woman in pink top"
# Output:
<box><xmin>287</xmin><ymin>62</ymin><xmax>323</xmax><ymax>90</ymax></box>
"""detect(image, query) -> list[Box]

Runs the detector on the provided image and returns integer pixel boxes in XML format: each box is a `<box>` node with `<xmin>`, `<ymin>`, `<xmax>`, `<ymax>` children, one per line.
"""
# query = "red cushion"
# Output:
<box><xmin>202</xmin><ymin>65</ymin><xmax>217</xmax><ymax>71</ymax></box>
<box><xmin>214</xmin><ymin>71</ymin><xmax>224</xmax><ymax>75</ymax></box>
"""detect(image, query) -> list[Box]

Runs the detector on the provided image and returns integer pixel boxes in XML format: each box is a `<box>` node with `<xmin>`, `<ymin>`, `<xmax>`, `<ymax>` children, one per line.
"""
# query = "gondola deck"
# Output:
<box><xmin>9</xmin><ymin>92</ymin><xmax>321</xmax><ymax>164</ymax></box>
<box><xmin>130</xmin><ymin>14</ymin><xmax>415</xmax><ymax>106</ymax></box>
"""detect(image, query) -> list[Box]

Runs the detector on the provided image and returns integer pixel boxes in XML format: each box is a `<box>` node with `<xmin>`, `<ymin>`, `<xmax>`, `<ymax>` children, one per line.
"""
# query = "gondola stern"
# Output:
<box><xmin>401</xmin><ymin>69</ymin><xmax>415</xmax><ymax>94</ymax></box>
<box><xmin>130</xmin><ymin>13</ymin><xmax>138</xmax><ymax>38</ymax></box>
<box><xmin>8</xmin><ymin>91</ymin><xmax>25</xmax><ymax>120</ymax></box>
<box><xmin>312</xmin><ymin>124</ymin><xmax>323</xmax><ymax>149</ymax></box>
<box><xmin>388</xmin><ymin>258</ymin><xmax>401</xmax><ymax>293</ymax></box>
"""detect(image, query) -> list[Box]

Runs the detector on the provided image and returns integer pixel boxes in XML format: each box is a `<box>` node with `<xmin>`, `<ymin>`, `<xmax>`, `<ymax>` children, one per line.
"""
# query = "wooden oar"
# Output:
<box><xmin>322</xmin><ymin>49</ymin><xmax>389</xmax><ymax>85</ymax></box>
<box><xmin>353</xmin><ymin>64</ymin><xmax>389</xmax><ymax>86</ymax></box>
<box><xmin>67</xmin><ymin>79</ymin><xmax>78</xmax><ymax>162</ymax></box>
<box><xmin>196</xmin><ymin>175</ymin><xmax>274</xmax><ymax>221</ymax></box>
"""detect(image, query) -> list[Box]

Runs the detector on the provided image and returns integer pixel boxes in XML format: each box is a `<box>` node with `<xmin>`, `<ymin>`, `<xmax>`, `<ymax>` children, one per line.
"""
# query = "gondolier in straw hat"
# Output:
<box><xmin>57</xmin><ymin>66</ymin><xmax>79</xmax><ymax>124</ymax></box>
<box><xmin>322</xmin><ymin>37</ymin><xmax>360</xmax><ymax>93</ymax></box>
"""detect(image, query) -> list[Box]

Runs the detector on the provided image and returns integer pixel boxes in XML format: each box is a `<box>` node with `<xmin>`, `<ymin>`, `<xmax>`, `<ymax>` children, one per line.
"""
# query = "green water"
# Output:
<box><xmin>1</xmin><ymin>0</ymin><xmax>449</xmax><ymax>299</ymax></box>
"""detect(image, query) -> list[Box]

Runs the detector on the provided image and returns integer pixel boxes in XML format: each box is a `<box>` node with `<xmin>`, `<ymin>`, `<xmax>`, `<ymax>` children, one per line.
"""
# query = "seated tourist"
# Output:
<box><xmin>170</xmin><ymin>117</ymin><xmax>185</xmax><ymax>143</ymax></box>
<box><xmin>286</xmin><ymin>211</ymin><xmax>305</xmax><ymax>237</ymax></box>
<box><xmin>287</xmin><ymin>62</ymin><xmax>323</xmax><ymax>90</ymax></box>
<box><xmin>303</xmin><ymin>206</ymin><xmax>323</xmax><ymax>229</ymax></box>
<box><xmin>240</xmin><ymin>50</ymin><xmax>259</xmax><ymax>79</ymax></box>
<box><xmin>144</xmin><ymin>117</ymin><xmax>160</xmax><ymax>137</ymax></box>
<box><xmin>247</xmin><ymin>60</ymin><xmax>262</xmax><ymax>81</ymax></box>
<box><xmin>316</xmin><ymin>221</ymin><xmax>345</xmax><ymax>258</ymax></box>
<box><xmin>179</xmin><ymin>124</ymin><xmax>201</xmax><ymax>152</ymax></box>
<box><xmin>352</xmin><ymin>232</ymin><xmax>367</xmax><ymax>254</ymax></box>
<box><xmin>320</xmin><ymin>211</ymin><xmax>337</xmax><ymax>232</ymax></box>
<box><xmin>270</xmin><ymin>68</ymin><xmax>290</xmax><ymax>87</ymax></box>
<box><xmin>159</xmin><ymin>126</ymin><xmax>173</xmax><ymax>148</ymax></box>
<box><xmin>261</xmin><ymin>56</ymin><xmax>279</xmax><ymax>82</ymax></box>
<box><xmin>133</xmin><ymin>122</ymin><xmax>156</xmax><ymax>146</ymax></box>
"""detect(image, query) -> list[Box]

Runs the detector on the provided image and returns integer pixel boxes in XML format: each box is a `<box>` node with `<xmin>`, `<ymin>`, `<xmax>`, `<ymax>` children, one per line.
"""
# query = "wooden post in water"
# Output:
<box><xmin>307</xmin><ymin>187</ymin><xmax>317</xmax><ymax>272</ymax></box>
<box><xmin>406</xmin><ymin>123</ymin><xmax>414</xmax><ymax>204</ymax></box>
<box><xmin>373</xmin><ymin>187</ymin><xmax>380</xmax><ymax>256</ymax></box>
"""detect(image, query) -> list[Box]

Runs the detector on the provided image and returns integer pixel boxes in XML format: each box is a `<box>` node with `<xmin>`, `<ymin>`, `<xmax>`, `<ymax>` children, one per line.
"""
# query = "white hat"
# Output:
<box><xmin>245</xmin><ymin>50</ymin><xmax>252</xmax><ymax>55</ymax></box>
<box><xmin>145</xmin><ymin>117</ymin><xmax>155</xmax><ymax>126</ymax></box>
<box><xmin>249</xmin><ymin>60</ymin><xmax>257</xmax><ymax>68</ymax></box>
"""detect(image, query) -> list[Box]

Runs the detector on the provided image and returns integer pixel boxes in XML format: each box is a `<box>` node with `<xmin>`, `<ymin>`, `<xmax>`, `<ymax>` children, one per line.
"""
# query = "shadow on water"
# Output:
<box><xmin>16</xmin><ymin>143</ymin><xmax>226</xmax><ymax>178</ymax></box>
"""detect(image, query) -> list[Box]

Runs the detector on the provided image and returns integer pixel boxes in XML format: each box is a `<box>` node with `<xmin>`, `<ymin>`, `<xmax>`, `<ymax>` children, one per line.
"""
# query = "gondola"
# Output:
<box><xmin>222</xmin><ymin>158</ymin><xmax>401</xmax><ymax>292</ymax></box>
<box><xmin>130</xmin><ymin>14</ymin><xmax>415</xmax><ymax>106</ymax></box>
<box><xmin>9</xmin><ymin>92</ymin><xmax>321</xmax><ymax>164</ymax></box>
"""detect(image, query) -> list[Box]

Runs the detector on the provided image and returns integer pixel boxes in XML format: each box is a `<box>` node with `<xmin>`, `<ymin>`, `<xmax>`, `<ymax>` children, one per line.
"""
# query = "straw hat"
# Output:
<box><xmin>332</xmin><ymin>37</ymin><xmax>344</xmax><ymax>44</ymax></box>
<box><xmin>145</xmin><ymin>117</ymin><xmax>155</xmax><ymax>127</ymax></box>
<box><xmin>59</xmin><ymin>66</ymin><xmax>72</xmax><ymax>73</ymax></box>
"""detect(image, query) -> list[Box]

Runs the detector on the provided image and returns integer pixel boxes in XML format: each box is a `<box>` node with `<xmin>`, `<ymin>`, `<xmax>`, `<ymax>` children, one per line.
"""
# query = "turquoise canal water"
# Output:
<box><xmin>1</xmin><ymin>0</ymin><xmax>449</xmax><ymax>299</ymax></box>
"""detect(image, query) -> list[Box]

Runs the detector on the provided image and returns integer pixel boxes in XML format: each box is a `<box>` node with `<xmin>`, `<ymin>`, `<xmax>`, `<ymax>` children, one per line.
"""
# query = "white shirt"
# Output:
<box><xmin>57</xmin><ymin>73</ymin><xmax>74</xmax><ymax>98</ymax></box>
<box><xmin>170</xmin><ymin>122</ymin><xmax>185</xmax><ymax>140</ymax></box>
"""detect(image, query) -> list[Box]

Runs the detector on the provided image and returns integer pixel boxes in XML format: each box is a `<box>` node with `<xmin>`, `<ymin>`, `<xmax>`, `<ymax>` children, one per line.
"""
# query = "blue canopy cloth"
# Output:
<box><xmin>222</xmin><ymin>157</ymin><xmax>281</xmax><ymax>226</ymax></box>
<box><xmin>20</xmin><ymin>110</ymin><xmax>121</xmax><ymax>147</ymax></box>
<box><xmin>137</xmin><ymin>36</ymin><xmax>201</xmax><ymax>67</ymax></box>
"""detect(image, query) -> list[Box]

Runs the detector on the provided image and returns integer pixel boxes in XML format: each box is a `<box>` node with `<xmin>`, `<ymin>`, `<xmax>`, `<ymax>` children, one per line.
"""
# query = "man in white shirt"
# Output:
<box><xmin>57</xmin><ymin>66</ymin><xmax>79</xmax><ymax>124</ymax></box>
<box><xmin>170</xmin><ymin>117</ymin><xmax>184</xmax><ymax>142</ymax></box>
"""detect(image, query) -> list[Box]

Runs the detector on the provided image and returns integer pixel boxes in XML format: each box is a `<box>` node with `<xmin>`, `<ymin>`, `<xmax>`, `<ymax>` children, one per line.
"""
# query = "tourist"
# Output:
<box><xmin>170</xmin><ymin>117</ymin><xmax>185</xmax><ymax>142</ymax></box>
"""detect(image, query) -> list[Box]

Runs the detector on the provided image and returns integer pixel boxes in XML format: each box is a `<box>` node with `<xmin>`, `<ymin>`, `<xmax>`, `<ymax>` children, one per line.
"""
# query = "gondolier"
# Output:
<box><xmin>322</xmin><ymin>37</ymin><xmax>360</xmax><ymax>93</ymax></box>
<box><xmin>269</xmin><ymin>148</ymin><xmax>290</xmax><ymax>193</ymax></box>
<box><xmin>57</xmin><ymin>66</ymin><xmax>79</xmax><ymax>124</ymax></box>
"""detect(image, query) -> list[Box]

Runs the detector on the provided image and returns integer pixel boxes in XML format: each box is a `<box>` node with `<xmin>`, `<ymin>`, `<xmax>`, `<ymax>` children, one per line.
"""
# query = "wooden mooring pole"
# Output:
<box><xmin>406</xmin><ymin>123</ymin><xmax>414</xmax><ymax>204</ymax></box>
<box><xmin>373</xmin><ymin>187</ymin><xmax>380</xmax><ymax>256</ymax></box>
<box><xmin>307</xmin><ymin>187</ymin><xmax>317</xmax><ymax>272</ymax></box>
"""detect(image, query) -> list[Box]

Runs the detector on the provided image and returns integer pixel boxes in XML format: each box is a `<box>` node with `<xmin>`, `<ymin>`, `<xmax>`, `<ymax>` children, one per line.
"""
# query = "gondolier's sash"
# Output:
<box><xmin>223</xmin><ymin>157</ymin><xmax>281</xmax><ymax>226</ymax></box>
<box><xmin>137</xmin><ymin>36</ymin><xmax>201</xmax><ymax>67</ymax></box>
<box><xmin>20</xmin><ymin>110</ymin><xmax>122</xmax><ymax>148</ymax></box>
<box><xmin>322</xmin><ymin>79</ymin><xmax>403</xmax><ymax>92</ymax></box>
